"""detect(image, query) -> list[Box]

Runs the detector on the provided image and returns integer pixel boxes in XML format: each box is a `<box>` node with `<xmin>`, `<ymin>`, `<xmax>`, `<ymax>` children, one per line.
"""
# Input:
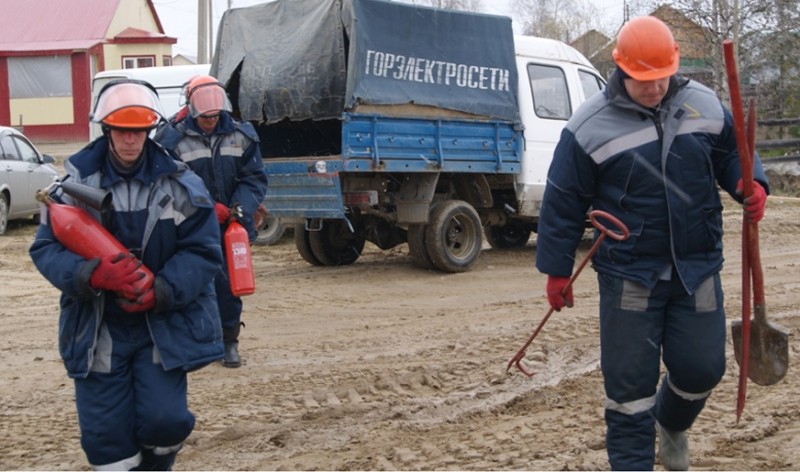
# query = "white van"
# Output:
<box><xmin>513</xmin><ymin>35</ymin><xmax>606</xmax><ymax>216</ymax></box>
<box><xmin>89</xmin><ymin>64</ymin><xmax>211</xmax><ymax>140</ymax></box>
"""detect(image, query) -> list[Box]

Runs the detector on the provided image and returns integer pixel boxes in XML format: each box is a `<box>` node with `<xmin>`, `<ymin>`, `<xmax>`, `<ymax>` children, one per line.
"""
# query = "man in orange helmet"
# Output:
<box><xmin>534</xmin><ymin>16</ymin><xmax>769</xmax><ymax>470</ymax></box>
<box><xmin>30</xmin><ymin>79</ymin><xmax>223</xmax><ymax>470</ymax></box>
<box><xmin>157</xmin><ymin>74</ymin><xmax>267</xmax><ymax>368</ymax></box>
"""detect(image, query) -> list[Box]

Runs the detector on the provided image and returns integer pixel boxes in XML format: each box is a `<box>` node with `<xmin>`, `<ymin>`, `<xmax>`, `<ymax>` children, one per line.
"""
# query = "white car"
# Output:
<box><xmin>0</xmin><ymin>126</ymin><xmax>59</xmax><ymax>234</ymax></box>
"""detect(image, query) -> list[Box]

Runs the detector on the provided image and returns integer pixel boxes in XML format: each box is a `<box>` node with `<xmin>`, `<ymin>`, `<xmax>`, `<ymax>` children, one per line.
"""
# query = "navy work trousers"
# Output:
<box><xmin>597</xmin><ymin>271</ymin><xmax>726</xmax><ymax>470</ymax></box>
<box><xmin>74</xmin><ymin>320</ymin><xmax>194</xmax><ymax>469</ymax></box>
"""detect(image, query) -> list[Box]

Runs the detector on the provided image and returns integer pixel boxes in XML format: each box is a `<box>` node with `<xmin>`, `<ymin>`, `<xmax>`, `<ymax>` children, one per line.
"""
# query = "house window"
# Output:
<box><xmin>163</xmin><ymin>56</ymin><xmax>173</xmax><ymax>66</ymax></box>
<box><xmin>8</xmin><ymin>56</ymin><xmax>72</xmax><ymax>98</ymax></box>
<box><xmin>122</xmin><ymin>56</ymin><xmax>155</xmax><ymax>69</ymax></box>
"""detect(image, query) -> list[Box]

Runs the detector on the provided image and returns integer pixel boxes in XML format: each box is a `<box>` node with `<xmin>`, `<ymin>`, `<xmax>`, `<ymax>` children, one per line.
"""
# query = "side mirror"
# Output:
<box><xmin>42</xmin><ymin>154</ymin><xmax>56</xmax><ymax>164</ymax></box>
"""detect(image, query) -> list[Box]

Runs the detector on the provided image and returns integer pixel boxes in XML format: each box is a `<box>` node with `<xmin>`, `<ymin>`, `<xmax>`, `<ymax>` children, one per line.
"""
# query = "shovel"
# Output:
<box><xmin>723</xmin><ymin>40</ymin><xmax>789</xmax><ymax>420</ymax></box>
<box><xmin>729</xmin><ymin>102</ymin><xmax>789</xmax><ymax>387</ymax></box>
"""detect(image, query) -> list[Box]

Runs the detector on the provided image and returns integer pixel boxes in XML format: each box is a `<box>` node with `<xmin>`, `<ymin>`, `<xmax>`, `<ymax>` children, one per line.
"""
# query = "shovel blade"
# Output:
<box><xmin>732</xmin><ymin>316</ymin><xmax>790</xmax><ymax>386</ymax></box>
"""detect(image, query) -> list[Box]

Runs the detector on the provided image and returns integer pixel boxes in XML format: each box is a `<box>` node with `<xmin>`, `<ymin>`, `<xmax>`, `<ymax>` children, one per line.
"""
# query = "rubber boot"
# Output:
<box><xmin>132</xmin><ymin>448</ymin><xmax>178</xmax><ymax>471</ymax></box>
<box><xmin>657</xmin><ymin>421</ymin><xmax>689</xmax><ymax>471</ymax></box>
<box><xmin>222</xmin><ymin>323</ymin><xmax>242</xmax><ymax>368</ymax></box>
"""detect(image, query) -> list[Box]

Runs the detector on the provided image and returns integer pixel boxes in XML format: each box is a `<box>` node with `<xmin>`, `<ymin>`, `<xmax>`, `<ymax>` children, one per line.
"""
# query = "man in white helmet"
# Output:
<box><xmin>534</xmin><ymin>16</ymin><xmax>769</xmax><ymax>470</ymax></box>
<box><xmin>30</xmin><ymin>79</ymin><xmax>223</xmax><ymax>470</ymax></box>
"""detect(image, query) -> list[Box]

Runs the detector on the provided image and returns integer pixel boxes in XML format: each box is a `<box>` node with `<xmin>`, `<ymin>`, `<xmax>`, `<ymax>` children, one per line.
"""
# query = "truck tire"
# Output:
<box><xmin>484</xmin><ymin>221</ymin><xmax>531</xmax><ymax>249</ymax></box>
<box><xmin>424</xmin><ymin>200</ymin><xmax>482</xmax><ymax>273</ymax></box>
<box><xmin>309</xmin><ymin>219</ymin><xmax>365</xmax><ymax>266</ymax></box>
<box><xmin>253</xmin><ymin>213</ymin><xmax>286</xmax><ymax>246</ymax></box>
<box><xmin>294</xmin><ymin>225</ymin><xmax>323</xmax><ymax>266</ymax></box>
<box><xmin>407</xmin><ymin>223</ymin><xmax>435</xmax><ymax>270</ymax></box>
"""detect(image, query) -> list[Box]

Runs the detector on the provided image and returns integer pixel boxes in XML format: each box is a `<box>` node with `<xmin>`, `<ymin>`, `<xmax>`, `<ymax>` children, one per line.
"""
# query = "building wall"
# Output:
<box><xmin>103</xmin><ymin>43</ymin><xmax>174</xmax><ymax>69</ymax></box>
<box><xmin>2</xmin><ymin>51</ymin><xmax>95</xmax><ymax>142</ymax></box>
<box><xmin>172</xmin><ymin>54</ymin><xmax>198</xmax><ymax>66</ymax></box>
<box><xmin>104</xmin><ymin>0</ymin><xmax>171</xmax><ymax>68</ymax></box>
<box><xmin>109</xmin><ymin>0</ymin><xmax>160</xmax><ymax>35</ymax></box>
<box><xmin>9</xmin><ymin>97</ymin><xmax>73</xmax><ymax>126</ymax></box>
<box><xmin>3</xmin><ymin>0</ymin><xmax>173</xmax><ymax>142</ymax></box>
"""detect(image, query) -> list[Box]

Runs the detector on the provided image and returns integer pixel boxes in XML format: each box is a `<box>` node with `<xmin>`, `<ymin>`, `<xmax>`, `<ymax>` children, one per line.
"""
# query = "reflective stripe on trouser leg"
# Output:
<box><xmin>132</xmin><ymin>443</ymin><xmax>183</xmax><ymax>471</ymax></box>
<box><xmin>656</xmin><ymin>273</ymin><xmax>726</xmax><ymax>431</ymax></box>
<box><xmin>598</xmin><ymin>272</ymin><xmax>664</xmax><ymax>470</ymax></box>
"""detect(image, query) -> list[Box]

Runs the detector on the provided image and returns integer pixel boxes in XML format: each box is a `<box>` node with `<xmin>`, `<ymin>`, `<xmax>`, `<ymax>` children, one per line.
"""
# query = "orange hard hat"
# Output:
<box><xmin>186</xmin><ymin>74</ymin><xmax>232</xmax><ymax>118</ymax></box>
<box><xmin>92</xmin><ymin>80</ymin><xmax>163</xmax><ymax>130</ymax></box>
<box><xmin>612</xmin><ymin>16</ymin><xmax>680</xmax><ymax>81</ymax></box>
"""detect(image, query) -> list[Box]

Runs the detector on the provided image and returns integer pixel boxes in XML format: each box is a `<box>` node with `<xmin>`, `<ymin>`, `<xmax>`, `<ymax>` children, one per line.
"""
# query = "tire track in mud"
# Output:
<box><xmin>181</xmin><ymin>269</ymin><xmax>607</xmax><ymax>470</ymax></box>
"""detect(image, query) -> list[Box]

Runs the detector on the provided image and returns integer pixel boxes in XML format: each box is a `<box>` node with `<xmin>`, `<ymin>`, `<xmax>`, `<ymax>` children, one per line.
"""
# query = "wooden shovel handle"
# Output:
<box><xmin>724</xmin><ymin>40</ymin><xmax>754</xmax><ymax>195</ymax></box>
<box><xmin>724</xmin><ymin>39</ymin><xmax>753</xmax><ymax>423</ymax></box>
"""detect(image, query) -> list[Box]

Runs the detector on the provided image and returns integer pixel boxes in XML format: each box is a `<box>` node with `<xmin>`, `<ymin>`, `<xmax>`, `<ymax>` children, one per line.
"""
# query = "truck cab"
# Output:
<box><xmin>515</xmin><ymin>36</ymin><xmax>605</xmax><ymax>217</ymax></box>
<box><xmin>480</xmin><ymin>36</ymin><xmax>606</xmax><ymax>249</ymax></box>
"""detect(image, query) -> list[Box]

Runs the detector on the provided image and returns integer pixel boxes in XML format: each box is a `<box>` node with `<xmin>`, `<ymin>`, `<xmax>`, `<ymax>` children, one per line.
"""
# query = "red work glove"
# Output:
<box><xmin>546</xmin><ymin>275</ymin><xmax>574</xmax><ymax>311</ymax></box>
<box><xmin>89</xmin><ymin>253</ymin><xmax>146</xmax><ymax>299</ymax></box>
<box><xmin>736</xmin><ymin>179</ymin><xmax>767</xmax><ymax>223</ymax></box>
<box><xmin>116</xmin><ymin>286</ymin><xmax>156</xmax><ymax>313</ymax></box>
<box><xmin>214</xmin><ymin>202</ymin><xmax>231</xmax><ymax>224</ymax></box>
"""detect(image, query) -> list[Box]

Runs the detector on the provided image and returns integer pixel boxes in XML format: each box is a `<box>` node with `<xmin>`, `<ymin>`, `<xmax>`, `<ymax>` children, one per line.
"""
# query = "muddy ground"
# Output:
<box><xmin>1</xmin><ymin>149</ymin><xmax>799</xmax><ymax>470</ymax></box>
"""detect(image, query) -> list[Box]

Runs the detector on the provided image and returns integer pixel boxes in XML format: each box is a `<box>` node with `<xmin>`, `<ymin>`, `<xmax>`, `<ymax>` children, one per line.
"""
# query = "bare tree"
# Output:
<box><xmin>659</xmin><ymin>0</ymin><xmax>800</xmax><ymax>122</ymax></box>
<box><xmin>511</xmin><ymin>0</ymin><xmax>603</xmax><ymax>43</ymax></box>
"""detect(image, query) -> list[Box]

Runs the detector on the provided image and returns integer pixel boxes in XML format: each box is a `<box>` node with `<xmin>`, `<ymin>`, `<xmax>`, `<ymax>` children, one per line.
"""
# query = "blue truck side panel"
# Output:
<box><xmin>262</xmin><ymin>160</ymin><xmax>346</xmax><ymax>219</ymax></box>
<box><xmin>342</xmin><ymin>114</ymin><xmax>521</xmax><ymax>173</ymax></box>
<box><xmin>263</xmin><ymin>113</ymin><xmax>522</xmax><ymax>219</ymax></box>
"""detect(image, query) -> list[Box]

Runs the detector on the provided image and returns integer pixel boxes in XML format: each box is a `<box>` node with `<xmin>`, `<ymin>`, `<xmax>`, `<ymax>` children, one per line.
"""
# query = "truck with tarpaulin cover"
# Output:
<box><xmin>211</xmin><ymin>0</ymin><xmax>605</xmax><ymax>272</ymax></box>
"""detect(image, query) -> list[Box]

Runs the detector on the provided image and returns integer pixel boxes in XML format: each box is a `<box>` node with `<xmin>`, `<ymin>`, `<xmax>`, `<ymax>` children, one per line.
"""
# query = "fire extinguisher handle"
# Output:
<box><xmin>229</xmin><ymin>203</ymin><xmax>244</xmax><ymax>221</ymax></box>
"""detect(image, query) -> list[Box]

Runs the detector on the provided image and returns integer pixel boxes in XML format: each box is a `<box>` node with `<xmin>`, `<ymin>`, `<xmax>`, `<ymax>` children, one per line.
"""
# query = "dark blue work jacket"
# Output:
<box><xmin>29</xmin><ymin>138</ymin><xmax>224</xmax><ymax>378</ymax></box>
<box><xmin>536</xmin><ymin>72</ymin><xmax>769</xmax><ymax>294</ymax></box>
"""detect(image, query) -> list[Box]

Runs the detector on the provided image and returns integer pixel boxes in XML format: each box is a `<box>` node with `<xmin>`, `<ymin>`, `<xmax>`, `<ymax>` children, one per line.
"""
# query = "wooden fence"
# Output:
<box><xmin>757</xmin><ymin>118</ymin><xmax>800</xmax><ymax>160</ymax></box>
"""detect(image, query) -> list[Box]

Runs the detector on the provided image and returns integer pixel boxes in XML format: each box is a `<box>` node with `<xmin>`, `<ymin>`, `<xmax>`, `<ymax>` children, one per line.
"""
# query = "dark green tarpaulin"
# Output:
<box><xmin>211</xmin><ymin>0</ymin><xmax>518</xmax><ymax>124</ymax></box>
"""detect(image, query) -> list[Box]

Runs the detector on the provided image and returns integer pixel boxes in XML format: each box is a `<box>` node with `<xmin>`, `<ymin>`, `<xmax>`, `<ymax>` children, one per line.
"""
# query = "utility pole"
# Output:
<box><xmin>197</xmin><ymin>0</ymin><xmax>213</xmax><ymax>63</ymax></box>
<box><xmin>207</xmin><ymin>0</ymin><xmax>214</xmax><ymax>62</ymax></box>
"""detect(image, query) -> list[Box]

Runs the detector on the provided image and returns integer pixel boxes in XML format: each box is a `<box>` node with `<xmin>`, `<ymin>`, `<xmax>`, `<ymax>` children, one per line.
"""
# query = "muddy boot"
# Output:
<box><xmin>657</xmin><ymin>422</ymin><xmax>689</xmax><ymax>471</ymax></box>
<box><xmin>222</xmin><ymin>323</ymin><xmax>242</xmax><ymax>368</ymax></box>
<box><xmin>132</xmin><ymin>445</ymin><xmax>180</xmax><ymax>471</ymax></box>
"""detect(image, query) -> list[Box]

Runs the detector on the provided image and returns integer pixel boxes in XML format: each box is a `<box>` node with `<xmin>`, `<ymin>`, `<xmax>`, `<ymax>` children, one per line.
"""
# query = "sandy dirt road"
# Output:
<box><xmin>0</xmin><ymin>179</ymin><xmax>799</xmax><ymax>470</ymax></box>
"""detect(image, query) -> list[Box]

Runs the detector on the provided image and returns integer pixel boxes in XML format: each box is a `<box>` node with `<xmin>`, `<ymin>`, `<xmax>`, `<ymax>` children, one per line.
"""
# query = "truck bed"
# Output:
<box><xmin>262</xmin><ymin>113</ymin><xmax>522</xmax><ymax>219</ymax></box>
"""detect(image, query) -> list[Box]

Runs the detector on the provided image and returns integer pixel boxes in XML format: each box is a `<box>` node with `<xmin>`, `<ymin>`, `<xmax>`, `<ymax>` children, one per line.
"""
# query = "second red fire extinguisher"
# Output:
<box><xmin>224</xmin><ymin>206</ymin><xmax>255</xmax><ymax>296</ymax></box>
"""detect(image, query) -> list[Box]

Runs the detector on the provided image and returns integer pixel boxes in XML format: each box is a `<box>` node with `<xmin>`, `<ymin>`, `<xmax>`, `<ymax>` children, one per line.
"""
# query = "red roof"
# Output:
<box><xmin>0</xmin><ymin>0</ymin><xmax>168</xmax><ymax>53</ymax></box>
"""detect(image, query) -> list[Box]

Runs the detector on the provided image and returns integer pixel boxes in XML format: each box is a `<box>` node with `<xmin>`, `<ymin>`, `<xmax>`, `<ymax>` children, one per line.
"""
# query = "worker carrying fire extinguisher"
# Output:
<box><xmin>156</xmin><ymin>74</ymin><xmax>267</xmax><ymax>369</ymax></box>
<box><xmin>29</xmin><ymin>79</ymin><xmax>224</xmax><ymax>470</ymax></box>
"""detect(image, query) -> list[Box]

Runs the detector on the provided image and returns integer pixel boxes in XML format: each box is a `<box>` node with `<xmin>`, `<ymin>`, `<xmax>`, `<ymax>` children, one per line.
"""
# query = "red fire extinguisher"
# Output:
<box><xmin>224</xmin><ymin>206</ymin><xmax>255</xmax><ymax>296</ymax></box>
<box><xmin>37</xmin><ymin>190</ymin><xmax>155</xmax><ymax>297</ymax></box>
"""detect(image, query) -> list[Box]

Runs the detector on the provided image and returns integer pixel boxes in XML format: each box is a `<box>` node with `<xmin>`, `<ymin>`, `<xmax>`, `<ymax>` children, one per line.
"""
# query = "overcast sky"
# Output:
<box><xmin>152</xmin><ymin>0</ymin><xmax>627</xmax><ymax>61</ymax></box>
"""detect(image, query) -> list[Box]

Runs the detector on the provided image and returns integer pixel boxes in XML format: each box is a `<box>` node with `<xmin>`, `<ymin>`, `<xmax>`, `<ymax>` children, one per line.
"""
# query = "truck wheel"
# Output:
<box><xmin>407</xmin><ymin>224</ymin><xmax>435</xmax><ymax>270</ymax></box>
<box><xmin>484</xmin><ymin>221</ymin><xmax>531</xmax><ymax>249</ymax></box>
<box><xmin>424</xmin><ymin>200</ymin><xmax>482</xmax><ymax>273</ymax></box>
<box><xmin>294</xmin><ymin>225</ymin><xmax>323</xmax><ymax>266</ymax></box>
<box><xmin>0</xmin><ymin>193</ymin><xmax>8</xmax><ymax>235</ymax></box>
<box><xmin>309</xmin><ymin>219</ymin><xmax>365</xmax><ymax>266</ymax></box>
<box><xmin>253</xmin><ymin>213</ymin><xmax>286</xmax><ymax>246</ymax></box>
